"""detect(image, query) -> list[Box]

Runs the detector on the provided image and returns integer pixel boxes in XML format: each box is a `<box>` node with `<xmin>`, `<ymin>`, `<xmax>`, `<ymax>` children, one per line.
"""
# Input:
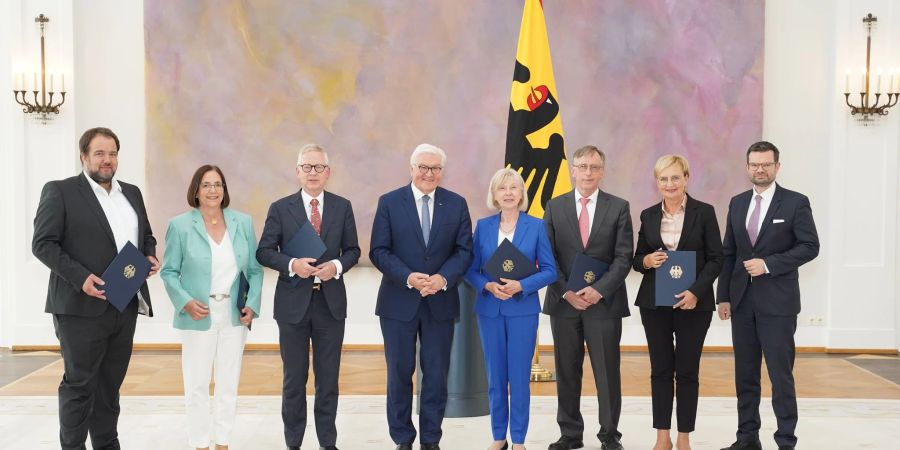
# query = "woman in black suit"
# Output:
<box><xmin>633</xmin><ymin>155</ymin><xmax>723</xmax><ymax>450</ymax></box>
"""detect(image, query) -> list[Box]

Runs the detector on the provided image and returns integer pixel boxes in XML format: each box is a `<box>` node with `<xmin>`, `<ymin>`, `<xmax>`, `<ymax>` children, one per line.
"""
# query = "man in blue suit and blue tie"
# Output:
<box><xmin>370</xmin><ymin>144</ymin><xmax>474</xmax><ymax>450</ymax></box>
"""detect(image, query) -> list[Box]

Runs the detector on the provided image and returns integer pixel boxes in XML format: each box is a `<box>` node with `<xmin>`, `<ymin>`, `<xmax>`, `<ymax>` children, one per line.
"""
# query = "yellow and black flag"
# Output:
<box><xmin>505</xmin><ymin>0</ymin><xmax>571</xmax><ymax>218</ymax></box>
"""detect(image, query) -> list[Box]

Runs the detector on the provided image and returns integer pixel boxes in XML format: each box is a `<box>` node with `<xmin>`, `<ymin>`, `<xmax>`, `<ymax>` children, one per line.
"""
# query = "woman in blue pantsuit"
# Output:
<box><xmin>466</xmin><ymin>168</ymin><xmax>557</xmax><ymax>450</ymax></box>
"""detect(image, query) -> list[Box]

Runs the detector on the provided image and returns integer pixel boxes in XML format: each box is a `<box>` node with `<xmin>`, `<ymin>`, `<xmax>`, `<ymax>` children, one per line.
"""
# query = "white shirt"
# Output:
<box><xmin>575</xmin><ymin>189</ymin><xmax>599</xmax><ymax>231</ymax></box>
<box><xmin>745</xmin><ymin>182</ymin><xmax>776</xmax><ymax>274</ymax></box>
<box><xmin>84</xmin><ymin>172</ymin><xmax>139</xmax><ymax>252</ymax></box>
<box><xmin>498</xmin><ymin>229</ymin><xmax>515</xmax><ymax>246</ymax></box>
<box><xmin>410</xmin><ymin>184</ymin><xmax>435</xmax><ymax>228</ymax></box>
<box><xmin>405</xmin><ymin>184</ymin><xmax>446</xmax><ymax>291</ymax></box>
<box><xmin>84</xmin><ymin>171</ymin><xmax>148</xmax><ymax>313</ymax></box>
<box><xmin>287</xmin><ymin>189</ymin><xmax>343</xmax><ymax>281</ymax></box>
<box><xmin>208</xmin><ymin>230</ymin><xmax>238</xmax><ymax>296</ymax></box>
<box><xmin>745</xmin><ymin>182</ymin><xmax>777</xmax><ymax>230</ymax></box>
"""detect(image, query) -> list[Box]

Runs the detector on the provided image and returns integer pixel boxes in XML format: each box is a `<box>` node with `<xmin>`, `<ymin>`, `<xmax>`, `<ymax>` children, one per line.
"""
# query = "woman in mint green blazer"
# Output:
<box><xmin>160</xmin><ymin>165</ymin><xmax>262</xmax><ymax>450</ymax></box>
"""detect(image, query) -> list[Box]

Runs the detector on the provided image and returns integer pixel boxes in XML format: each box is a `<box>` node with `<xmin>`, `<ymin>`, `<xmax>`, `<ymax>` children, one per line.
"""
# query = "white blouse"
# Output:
<box><xmin>208</xmin><ymin>230</ymin><xmax>238</xmax><ymax>296</ymax></box>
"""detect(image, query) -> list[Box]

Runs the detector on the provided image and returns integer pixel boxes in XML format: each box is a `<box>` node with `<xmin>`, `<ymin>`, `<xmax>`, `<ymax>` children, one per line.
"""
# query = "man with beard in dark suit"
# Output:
<box><xmin>32</xmin><ymin>127</ymin><xmax>159</xmax><ymax>450</ymax></box>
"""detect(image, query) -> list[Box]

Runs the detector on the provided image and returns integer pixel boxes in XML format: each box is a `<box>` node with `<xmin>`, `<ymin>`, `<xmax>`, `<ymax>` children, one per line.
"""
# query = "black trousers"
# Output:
<box><xmin>731</xmin><ymin>289</ymin><xmax>798</xmax><ymax>448</ymax></box>
<box><xmin>550</xmin><ymin>314</ymin><xmax>622</xmax><ymax>443</ymax></box>
<box><xmin>277</xmin><ymin>289</ymin><xmax>345</xmax><ymax>447</ymax></box>
<box><xmin>639</xmin><ymin>307</ymin><xmax>712</xmax><ymax>432</ymax></box>
<box><xmin>53</xmin><ymin>301</ymin><xmax>137</xmax><ymax>450</ymax></box>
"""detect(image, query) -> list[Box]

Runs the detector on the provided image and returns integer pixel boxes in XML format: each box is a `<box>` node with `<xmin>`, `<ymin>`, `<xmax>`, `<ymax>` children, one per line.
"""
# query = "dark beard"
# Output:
<box><xmin>87</xmin><ymin>168</ymin><xmax>114</xmax><ymax>185</ymax></box>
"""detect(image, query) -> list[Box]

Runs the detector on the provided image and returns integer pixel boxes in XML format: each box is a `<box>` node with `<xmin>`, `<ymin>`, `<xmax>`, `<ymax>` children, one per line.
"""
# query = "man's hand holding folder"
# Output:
<box><xmin>95</xmin><ymin>241</ymin><xmax>152</xmax><ymax>312</ymax></box>
<box><xmin>564</xmin><ymin>253</ymin><xmax>611</xmax><ymax>311</ymax></box>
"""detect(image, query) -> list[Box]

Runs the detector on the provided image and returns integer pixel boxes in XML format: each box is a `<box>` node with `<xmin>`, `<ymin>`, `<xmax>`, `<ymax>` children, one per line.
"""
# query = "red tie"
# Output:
<box><xmin>310</xmin><ymin>198</ymin><xmax>321</xmax><ymax>235</ymax></box>
<box><xmin>579</xmin><ymin>197</ymin><xmax>590</xmax><ymax>248</ymax></box>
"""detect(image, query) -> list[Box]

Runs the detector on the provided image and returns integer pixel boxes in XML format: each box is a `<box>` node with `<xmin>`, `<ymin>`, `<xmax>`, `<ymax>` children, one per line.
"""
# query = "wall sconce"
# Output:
<box><xmin>843</xmin><ymin>13</ymin><xmax>898</xmax><ymax>122</ymax></box>
<box><xmin>12</xmin><ymin>14</ymin><xmax>66</xmax><ymax>124</ymax></box>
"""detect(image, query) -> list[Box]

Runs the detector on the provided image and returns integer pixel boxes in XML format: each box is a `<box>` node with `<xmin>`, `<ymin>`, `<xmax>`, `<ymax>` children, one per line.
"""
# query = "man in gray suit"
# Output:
<box><xmin>543</xmin><ymin>145</ymin><xmax>634</xmax><ymax>450</ymax></box>
<box><xmin>257</xmin><ymin>144</ymin><xmax>361</xmax><ymax>450</ymax></box>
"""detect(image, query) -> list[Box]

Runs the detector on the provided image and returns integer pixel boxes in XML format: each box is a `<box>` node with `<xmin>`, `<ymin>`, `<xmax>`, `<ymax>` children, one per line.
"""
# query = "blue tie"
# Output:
<box><xmin>421</xmin><ymin>195</ymin><xmax>431</xmax><ymax>243</ymax></box>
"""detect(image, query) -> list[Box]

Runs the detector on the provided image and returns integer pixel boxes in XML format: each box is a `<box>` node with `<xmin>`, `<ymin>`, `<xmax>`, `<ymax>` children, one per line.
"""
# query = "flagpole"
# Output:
<box><xmin>530</xmin><ymin>330</ymin><xmax>554</xmax><ymax>382</ymax></box>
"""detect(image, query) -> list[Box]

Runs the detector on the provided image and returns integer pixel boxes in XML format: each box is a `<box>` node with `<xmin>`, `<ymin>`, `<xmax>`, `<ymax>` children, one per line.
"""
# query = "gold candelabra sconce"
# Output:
<box><xmin>12</xmin><ymin>14</ymin><xmax>66</xmax><ymax>124</ymax></box>
<box><xmin>844</xmin><ymin>13</ymin><xmax>898</xmax><ymax>123</ymax></box>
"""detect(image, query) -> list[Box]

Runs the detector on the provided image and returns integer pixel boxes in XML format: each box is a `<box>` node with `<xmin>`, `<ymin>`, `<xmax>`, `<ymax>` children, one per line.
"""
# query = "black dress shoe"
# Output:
<box><xmin>287</xmin><ymin>447</ymin><xmax>300</xmax><ymax>450</ymax></box>
<box><xmin>395</xmin><ymin>444</ymin><xmax>413</xmax><ymax>450</ymax></box>
<box><xmin>600</xmin><ymin>437</ymin><xmax>623</xmax><ymax>450</ymax></box>
<box><xmin>720</xmin><ymin>441</ymin><xmax>762</xmax><ymax>450</ymax></box>
<box><xmin>778</xmin><ymin>447</ymin><xmax>795</xmax><ymax>450</ymax></box>
<box><xmin>420</xmin><ymin>444</ymin><xmax>441</xmax><ymax>450</ymax></box>
<box><xmin>548</xmin><ymin>436</ymin><xmax>584</xmax><ymax>450</ymax></box>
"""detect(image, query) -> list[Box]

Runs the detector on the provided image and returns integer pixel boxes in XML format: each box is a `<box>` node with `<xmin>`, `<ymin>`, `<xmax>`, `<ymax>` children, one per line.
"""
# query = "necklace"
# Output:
<box><xmin>210</xmin><ymin>218</ymin><xmax>218</xmax><ymax>225</ymax></box>
<box><xmin>499</xmin><ymin>221</ymin><xmax>517</xmax><ymax>234</ymax></box>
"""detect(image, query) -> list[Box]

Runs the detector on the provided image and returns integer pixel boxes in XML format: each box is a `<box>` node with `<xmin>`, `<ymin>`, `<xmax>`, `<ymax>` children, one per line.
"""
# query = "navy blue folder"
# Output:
<box><xmin>237</xmin><ymin>272</ymin><xmax>251</xmax><ymax>330</ymax></box>
<box><xmin>481</xmin><ymin>238</ymin><xmax>538</xmax><ymax>282</ymax></box>
<box><xmin>283</xmin><ymin>221</ymin><xmax>327</xmax><ymax>286</ymax></box>
<box><xmin>566</xmin><ymin>253</ymin><xmax>610</xmax><ymax>292</ymax></box>
<box><xmin>98</xmin><ymin>241</ymin><xmax>151</xmax><ymax>312</ymax></box>
<box><xmin>655</xmin><ymin>250</ymin><xmax>696</xmax><ymax>307</ymax></box>
<box><xmin>283</xmin><ymin>221</ymin><xmax>327</xmax><ymax>261</ymax></box>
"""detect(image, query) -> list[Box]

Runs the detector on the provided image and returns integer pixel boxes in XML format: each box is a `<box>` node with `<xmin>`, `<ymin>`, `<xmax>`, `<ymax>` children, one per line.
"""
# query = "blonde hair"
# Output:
<box><xmin>486</xmin><ymin>168</ymin><xmax>529</xmax><ymax>211</ymax></box>
<box><xmin>653</xmin><ymin>154</ymin><xmax>690</xmax><ymax>178</ymax></box>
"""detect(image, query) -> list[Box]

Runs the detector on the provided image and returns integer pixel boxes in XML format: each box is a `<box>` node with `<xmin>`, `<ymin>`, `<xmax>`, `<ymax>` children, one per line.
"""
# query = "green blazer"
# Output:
<box><xmin>161</xmin><ymin>208</ymin><xmax>263</xmax><ymax>330</ymax></box>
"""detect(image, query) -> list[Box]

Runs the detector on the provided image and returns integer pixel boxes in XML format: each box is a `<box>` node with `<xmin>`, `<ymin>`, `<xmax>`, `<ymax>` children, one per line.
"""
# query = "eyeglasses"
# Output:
<box><xmin>748</xmin><ymin>162</ymin><xmax>777</xmax><ymax>170</ymax></box>
<box><xmin>415</xmin><ymin>164</ymin><xmax>443</xmax><ymax>175</ymax></box>
<box><xmin>656</xmin><ymin>175</ymin><xmax>685</xmax><ymax>185</ymax></box>
<box><xmin>299</xmin><ymin>164</ymin><xmax>329</xmax><ymax>173</ymax></box>
<box><xmin>574</xmin><ymin>164</ymin><xmax>603</xmax><ymax>173</ymax></box>
<box><xmin>200</xmin><ymin>182</ymin><xmax>225</xmax><ymax>191</ymax></box>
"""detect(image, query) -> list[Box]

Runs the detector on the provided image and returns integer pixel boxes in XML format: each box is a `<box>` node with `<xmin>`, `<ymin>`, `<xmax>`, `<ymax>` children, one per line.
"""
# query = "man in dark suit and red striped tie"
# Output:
<box><xmin>257</xmin><ymin>144</ymin><xmax>361</xmax><ymax>450</ymax></box>
<box><xmin>717</xmin><ymin>141</ymin><xmax>820</xmax><ymax>450</ymax></box>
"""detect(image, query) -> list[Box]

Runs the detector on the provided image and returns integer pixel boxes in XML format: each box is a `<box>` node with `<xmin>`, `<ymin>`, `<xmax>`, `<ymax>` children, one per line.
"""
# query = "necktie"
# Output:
<box><xmin>747</xmin><ymin>194</ymin><xmax>762</xmax><ymax>246</ymax></box>
<box><xmin>421</xmin><ymin>195</ymin><xmax>431</xmax><ymax>243</ymax></box>
<box><xmin>578</xmin><ymin>197</ymin><xmax>590</xmax><ymax>248</ymax></box>
<box><xmin>310</xmin><ymin>198</ymin><xmax>321</xmax><ymax>235</ymax></box>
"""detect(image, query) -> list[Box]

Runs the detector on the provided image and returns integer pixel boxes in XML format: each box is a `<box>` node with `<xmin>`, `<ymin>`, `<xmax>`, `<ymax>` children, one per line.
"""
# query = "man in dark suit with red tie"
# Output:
<box><xmin>32</xmin><ymin>127</ymin><xmax>159</xmax><ymax>450</ymax></box>
<box><xmin>717</xmin><ymin>141</ymin><xmax>820</xmax><ymax>450</ymax></box>
<box><xmin>543</xmin><ymin>145</ymin><xmax>634</xmax><ymax>450</ymax></box>
<box><xmin>370</xmin><ymin>144</ymin><xmax>473</xmax><ymax>450</ymax></box>
<box><xmin>257</xmin><ymin>144</ymin><xmax>360</xmax><ymax>450</ymax></box>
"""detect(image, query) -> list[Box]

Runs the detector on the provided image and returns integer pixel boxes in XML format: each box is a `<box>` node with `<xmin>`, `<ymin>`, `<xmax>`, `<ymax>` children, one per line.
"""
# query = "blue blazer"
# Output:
<box><xmin>160</xmin><ymin>208</ymin><xmax>263</xmax><ymax>330</ymax></box>
<box><xmin>370</xmin><ymin>184</ymin><xmax>473</xmax><ymax>322</ymax></box>
<box><xmin>465</xmin><ymin>212</ymin><xmax>557</xmax><ymax>318</ymax></box>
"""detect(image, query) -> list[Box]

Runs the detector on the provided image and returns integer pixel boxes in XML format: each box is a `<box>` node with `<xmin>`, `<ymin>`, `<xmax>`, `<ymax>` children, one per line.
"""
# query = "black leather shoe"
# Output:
<box><xmin>395</xmin><ymin>445</ymin><xmax>413</xmax><ymax>450</ymax></box>
<box><xmin>287</xmin><ymin>447</ymin><xmax>300</xmax><ymax>450</ymax></box>
<box><xmin>420</xmin><ymin>444</ymin><xmax>441</xmax><ymax>450</ymax></box>
<box><xmin>778</xmin><ymin>447</ymin><xmax>795</xmax><ymax>450</ymax></box>
<box><xmin>548</xmin><ymin>436</ymin><xmax>584</xmax><ymax>450</ymax></box>
<box><xmin>600</xmin><ymin>437</ymin><xmax>623</xmax><ymax>450</ymax></box>
<box><xmin>720</xmin><ymin>441</ymin><xmax>762</xmax><ymax>450</ymax></box>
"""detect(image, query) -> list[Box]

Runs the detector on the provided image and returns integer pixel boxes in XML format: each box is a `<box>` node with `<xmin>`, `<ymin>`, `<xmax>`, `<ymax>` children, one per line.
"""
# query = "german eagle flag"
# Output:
<box><xmin>505</xmin><ymin>0</ymin><xmax>571</xmax><ymax>218</ymax></box>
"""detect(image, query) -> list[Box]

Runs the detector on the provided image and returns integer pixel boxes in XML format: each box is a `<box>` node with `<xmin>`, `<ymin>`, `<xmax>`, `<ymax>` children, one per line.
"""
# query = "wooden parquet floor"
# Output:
<box><xmin>2</xmin><ymin>350</ymin><xmax>899</xmax><ymax>398</ymax></box>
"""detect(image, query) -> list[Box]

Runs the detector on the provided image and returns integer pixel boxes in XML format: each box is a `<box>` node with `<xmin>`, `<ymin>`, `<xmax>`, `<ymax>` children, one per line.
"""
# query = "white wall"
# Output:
<box><xmin>1</xmin><ymin>0</ymin><xmax>898</xmax><ymax>350</ymax></box>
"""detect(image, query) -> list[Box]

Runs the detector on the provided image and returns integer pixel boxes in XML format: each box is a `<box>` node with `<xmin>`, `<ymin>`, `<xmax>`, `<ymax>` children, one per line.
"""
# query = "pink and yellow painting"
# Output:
<box><xmin>145</xmin><ymin>0</ymin><xmax>764</xmax><ymax>258</ymax></box>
